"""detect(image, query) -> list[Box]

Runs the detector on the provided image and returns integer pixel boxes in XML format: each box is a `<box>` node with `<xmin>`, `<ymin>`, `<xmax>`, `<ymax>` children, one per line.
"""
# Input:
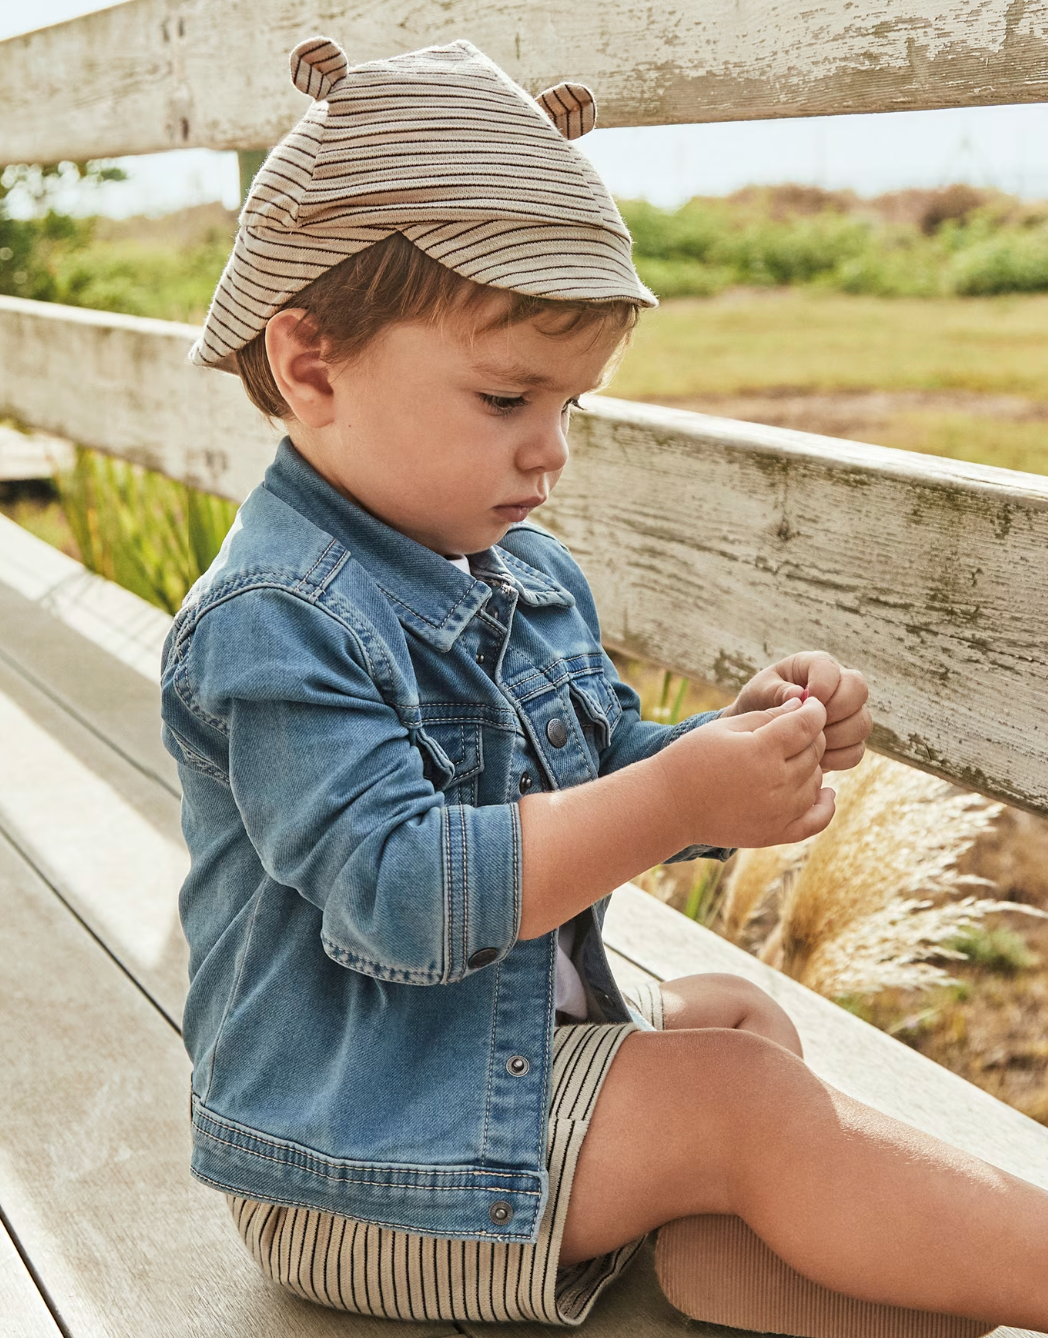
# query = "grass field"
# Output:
<box><xmin>607</xmin><ymin>289</ymin><xmax>1048</xmax><ymax>476</ymax></box>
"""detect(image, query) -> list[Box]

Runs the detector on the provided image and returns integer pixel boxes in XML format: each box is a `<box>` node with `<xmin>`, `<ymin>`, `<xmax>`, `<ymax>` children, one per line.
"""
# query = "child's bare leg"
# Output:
<box><xmin>658</xmin><ymin>973</ymin><xmax>803</xmax><ymax>1055</ymax></box>
<box><xmin>561</xmin><ymin>1028</ymin><xmax>1048</xmax><ymax>1328</ymax></box>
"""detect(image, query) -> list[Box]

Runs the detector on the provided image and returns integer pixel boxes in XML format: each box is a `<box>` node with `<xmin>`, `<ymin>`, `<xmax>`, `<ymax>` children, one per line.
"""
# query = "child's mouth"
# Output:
<box><xmin>494</xmin><ymin>497</ymin><xmax>544</xmax><ymax>522</ymax></box>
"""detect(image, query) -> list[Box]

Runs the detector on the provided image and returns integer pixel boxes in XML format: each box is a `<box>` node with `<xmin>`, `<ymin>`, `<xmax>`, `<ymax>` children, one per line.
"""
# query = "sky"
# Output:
<box><xmin>3</xmin><ymin>0</ymin><xmax>1048</xmax><ymax>216</ymax></box>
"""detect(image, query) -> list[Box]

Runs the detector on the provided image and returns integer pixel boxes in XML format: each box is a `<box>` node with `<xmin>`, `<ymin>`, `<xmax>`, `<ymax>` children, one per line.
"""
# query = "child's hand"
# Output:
<box><xmin>660</xmin><ymin>696</ymin><xmax>835</xmax><ymax>849</ymax></box>
<box><xmin>721</xmin><ymin>651</ymin><xmax>870</xmax><ymax>772</ymax></box>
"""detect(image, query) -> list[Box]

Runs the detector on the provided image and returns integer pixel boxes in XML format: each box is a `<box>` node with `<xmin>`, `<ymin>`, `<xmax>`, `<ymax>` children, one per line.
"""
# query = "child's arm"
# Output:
<box><xmin>517</xmin><ymin>695</ymin><xmax>832</xmax><ymax>939</ymax></box>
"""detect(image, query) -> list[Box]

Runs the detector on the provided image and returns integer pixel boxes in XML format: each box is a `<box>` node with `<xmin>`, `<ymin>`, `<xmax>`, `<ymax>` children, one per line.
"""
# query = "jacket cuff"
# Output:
<box><xmin>443</xmin><ymin>800</ymin><xmax>522</xmax><ymax>981</ymax></box>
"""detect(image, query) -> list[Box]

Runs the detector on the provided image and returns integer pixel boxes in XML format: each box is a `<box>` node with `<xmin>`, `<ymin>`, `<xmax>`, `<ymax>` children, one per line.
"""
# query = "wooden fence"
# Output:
<box><xmin>2</xmin><ymin>0</ymin><xmax>1048</xmax><ymax>817</ymax></box>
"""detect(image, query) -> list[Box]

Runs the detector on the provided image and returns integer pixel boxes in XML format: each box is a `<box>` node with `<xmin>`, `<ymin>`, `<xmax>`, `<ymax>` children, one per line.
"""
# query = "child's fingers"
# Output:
<box><xmin>780</xmin><ymin>786</ymin><xmax>836</xmax><ymax>843</ymax></box>
<box><xmin>756</xmin><ymin>695</ymin><xmax>828</xmax><ymax>759</ymax></box>
<box><xmin>823</xmin><ymin>741</ymin><xmax>866</xmax><ymax>772</ymax></box>
<box><xmin>824</xmin><ymin>667</ymin><xmax>870</xmax><ymax>724</ymax></box>
<box><xmin>778</xmin><ymin>651</ymin><xmax>841</xmax><ymax>706</ymax></box>
<box><xmin>824</xmin><ymin>705</ymin><xmax>872</xmax><ymax>752</ymax></box>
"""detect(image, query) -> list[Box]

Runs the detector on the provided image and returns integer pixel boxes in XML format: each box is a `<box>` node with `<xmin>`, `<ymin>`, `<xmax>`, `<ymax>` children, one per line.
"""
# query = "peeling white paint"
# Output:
<box><xmin>1</xmin><ymin>0</ymin><xmax>1046</xmax><ymax>161</ymax></box>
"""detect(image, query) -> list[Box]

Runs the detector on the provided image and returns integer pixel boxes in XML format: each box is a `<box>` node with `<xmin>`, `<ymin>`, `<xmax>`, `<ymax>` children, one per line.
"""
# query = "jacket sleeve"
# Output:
<box><xmin>164</xmin><ymin>589</ymin><xmax>520</xmax><ymax>986</ymax></box>
<box><xmin>511</xmin><ymin>526</ymin><xmax>734</xmax><ymax>864</ymax></box>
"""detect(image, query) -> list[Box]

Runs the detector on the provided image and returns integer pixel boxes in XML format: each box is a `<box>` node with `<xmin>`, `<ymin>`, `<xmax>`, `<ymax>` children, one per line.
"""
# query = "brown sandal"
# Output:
<box><xmin>656</xmin><ymin>1214</ymin><xmax>997</xmax><ymax>1338</ymax></box>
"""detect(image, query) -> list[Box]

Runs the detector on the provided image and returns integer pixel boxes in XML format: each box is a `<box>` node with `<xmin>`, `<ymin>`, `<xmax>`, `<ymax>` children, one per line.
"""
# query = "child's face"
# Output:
<box><xmin>277</xmin><ymin>309</ymin><xmax>624</xmax><ymax>556</ymax></box>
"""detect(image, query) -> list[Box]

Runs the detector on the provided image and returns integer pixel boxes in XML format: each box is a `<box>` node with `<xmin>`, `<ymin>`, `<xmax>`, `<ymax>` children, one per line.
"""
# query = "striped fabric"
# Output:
<box><xmin>228</xmin><ymin>999</ymin><xmax>663</xmax><ymax>1326</ymax></box>
<box><xmin>191</xmin><ymin>37</ymin><xmax>654</xmax><ymax>370</ymax></box>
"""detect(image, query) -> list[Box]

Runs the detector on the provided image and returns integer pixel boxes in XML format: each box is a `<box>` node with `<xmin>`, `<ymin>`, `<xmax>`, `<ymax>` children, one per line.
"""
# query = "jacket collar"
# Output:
<box><xmin>263</xmin><ymin>438</ymin><xmax>574</xmax><ymax>652</ymax></box>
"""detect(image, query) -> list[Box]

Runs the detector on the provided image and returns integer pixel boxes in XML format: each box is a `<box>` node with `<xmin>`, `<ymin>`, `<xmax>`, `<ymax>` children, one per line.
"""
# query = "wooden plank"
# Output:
<box><xmin>0</xmin><ymin>299</ymin><xmax>279</xmax><ymax>503</ymax></box>
<box><xmin>5</xmin><ymin>299</ymin><xmax>1048</xmax><ymax>815</ymax></box>
<box><xmin>543</xmin><ymin>397</ymin><xmax>1048</xmax><ymax>816</ymax></box>
<box><xmin>604</xmin><ymin>885</ymin><xmax>1048</xmax><ymax>1196</ymax></box>
<box><xmin>2</xmin><ymin>0</ymin><xmax>1048</xmax><ymax>163</ymax></box>
<box><xmin>0</xmin><ymin>1216</ymin><xmax>61</xmax><ymax>1338</ymax></box>
<box><xmin>0</xmin><ymin>425</ymin><xmax>73</xmax><ymax>482</ymax></box>
<box><xmin>0</xmin><ymin>832</ymin><xmax>458</xmax><ymax>1338</ymax></box>
<box><xmin>0</xmin><ymin>515</ymin><xmax>178</xmax><ymax>790</ymax></box>
<box><xmin>0</xmin><ymin>657</ymin><xmax>189</xmax><ymax>1024</ymax></box>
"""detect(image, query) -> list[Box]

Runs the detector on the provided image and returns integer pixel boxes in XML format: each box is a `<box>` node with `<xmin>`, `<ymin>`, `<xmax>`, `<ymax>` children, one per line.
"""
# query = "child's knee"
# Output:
<box><xmin>661</xmin><ymin>973</ymin><xmax>803</xmax><ymax>1056</ymax></box>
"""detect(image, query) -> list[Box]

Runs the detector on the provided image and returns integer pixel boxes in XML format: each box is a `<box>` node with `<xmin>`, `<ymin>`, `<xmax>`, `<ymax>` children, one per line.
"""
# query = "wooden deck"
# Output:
<box><xmin>0</xmin><ymin>509</ymin><xmax>1044</xmax><ymax>1338</ymax></box>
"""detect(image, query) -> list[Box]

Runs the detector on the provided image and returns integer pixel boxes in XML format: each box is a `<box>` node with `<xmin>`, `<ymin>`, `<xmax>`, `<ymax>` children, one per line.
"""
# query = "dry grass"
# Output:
<box><xmin>717</xmin><ymin>754</ymin><xmax>1040</xmax><ymax>991</ymax></box>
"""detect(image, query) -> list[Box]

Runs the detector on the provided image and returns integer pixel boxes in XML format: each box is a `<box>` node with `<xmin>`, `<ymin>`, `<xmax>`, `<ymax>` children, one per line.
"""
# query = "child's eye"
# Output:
<box><xmin>480</xmin><ymin>393</ymin><xmax>528</xmax><ymax>415</ymax></box>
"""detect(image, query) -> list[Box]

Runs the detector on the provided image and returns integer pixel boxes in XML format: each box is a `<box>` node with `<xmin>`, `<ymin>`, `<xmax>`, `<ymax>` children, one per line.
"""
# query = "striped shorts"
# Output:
<box><xmin>229</xmin><ymin>980</ymin><xmax>665</xmax><ymax>1326</ymax></box>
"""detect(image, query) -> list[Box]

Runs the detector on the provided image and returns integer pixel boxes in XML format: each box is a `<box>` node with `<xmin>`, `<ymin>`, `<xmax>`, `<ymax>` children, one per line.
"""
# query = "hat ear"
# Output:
<box><xmin>290</xmin><ymin>36</ymin><xmax>349</xmax><ymax>100</ymax></box>
<box><xmin>535</xmin><ymin>82</ymin><xmax>597</xmax><ymax>139</ymax></box>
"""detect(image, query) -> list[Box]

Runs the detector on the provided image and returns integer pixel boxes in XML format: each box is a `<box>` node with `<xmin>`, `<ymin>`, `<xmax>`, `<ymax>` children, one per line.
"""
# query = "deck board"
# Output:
<box><xmin>0</xmin><ymin>660</ymin><xmax>188</xmax><ymax>1024</ymax></box>
<box><xmin>0</xmin><ymin>1216</ymin><xmax>61</xmax><ymax>1338</ymax></box>
<box><xmin>0</xmin><ymin>516</ymin><xmax>176</xmax><ymax>790</ymax></box>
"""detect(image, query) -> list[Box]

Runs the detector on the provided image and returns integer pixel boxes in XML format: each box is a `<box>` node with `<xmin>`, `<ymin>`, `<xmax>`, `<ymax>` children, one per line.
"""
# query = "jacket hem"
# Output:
<box><xmin>191</xmin><ymin>1098</ymin><xmax>547</xmax><ymax>1242</ymax></box>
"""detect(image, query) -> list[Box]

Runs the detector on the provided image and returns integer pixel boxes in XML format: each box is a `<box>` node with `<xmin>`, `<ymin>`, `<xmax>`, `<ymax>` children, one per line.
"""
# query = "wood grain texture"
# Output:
<box><xmin>0</xmin><ymin>1218</ymin><xmax>60</xmax><ymax>1338</ymax></box>
<box><xmin>0</xmin><ymin>658</ymin><xmax>189</xmax><ymax>1025</ymax></box>
<box><xmin>604</xmin><ymin>885</ymin><xmax>1048</xmax><ymax>1196</ymax></box>
<box><xmin>543</xmin><ymin>397</ymin><xmax>1048</xmax><ymax>816</ymax></box>
<box><xmin>2</xmin><ymin>0</ymin><xmax>1048</xmax><ymax>161</ymax></box>
<box><xmin>0</xmin><ymin>833</ymin><xmax>458</xmax><ymax>1338</ymax></box>
<box><xmin>0</xmin><ymin>298</ymin><xmax>280</xmax><ymax>503</ymax></box>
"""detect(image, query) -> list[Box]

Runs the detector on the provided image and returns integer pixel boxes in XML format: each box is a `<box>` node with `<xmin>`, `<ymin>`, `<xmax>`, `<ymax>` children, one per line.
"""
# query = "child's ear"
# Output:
<box><xmin>534</xmin><ymin>82</ymin><xmax>597</xmax><ymax>140</ymax></box>
<box><xmin>265</xmin><ymin>311</ymin><xmax>337</xmax><ymax>427</ymax></box>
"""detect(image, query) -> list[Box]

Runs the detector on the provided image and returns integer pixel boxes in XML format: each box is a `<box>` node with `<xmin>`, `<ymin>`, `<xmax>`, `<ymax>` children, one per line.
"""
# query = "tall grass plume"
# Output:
<box><xmin>720</xmin><ymin>753</ymin><xmax>1045</xmax><ymax>998</ymax></box>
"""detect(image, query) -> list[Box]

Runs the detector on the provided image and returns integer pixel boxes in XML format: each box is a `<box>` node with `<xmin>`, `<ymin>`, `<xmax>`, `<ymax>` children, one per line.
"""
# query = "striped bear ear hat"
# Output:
<box><xmin>190</xmin><ymin>37</ymin><xmax>655</xmax><ymax>371</ymax></box>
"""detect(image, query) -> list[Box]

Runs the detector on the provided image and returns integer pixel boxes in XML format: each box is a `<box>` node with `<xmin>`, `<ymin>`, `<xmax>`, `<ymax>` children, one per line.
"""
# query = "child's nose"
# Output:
<box><xmin>520</xmin><ymin>416</ymin><xmax>570</xmax><ymax>476</ymax></box>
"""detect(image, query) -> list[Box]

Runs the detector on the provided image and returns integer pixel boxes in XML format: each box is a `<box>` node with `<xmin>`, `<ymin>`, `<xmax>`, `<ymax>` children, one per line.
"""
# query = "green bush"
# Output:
<box><xmin>948</xmin><ymin>924</ymin><xmax>1040</xmax><ymax>974</ymax></box>
<box><xmin>50</xmin><ymin>234</ymin><xmax>232</xmax><ymax>322</ymax></box>
<box><xmin>0</xmin><ymin>162</ymin><xmax>125</xmax><ymax>303</ymax></box>
<box><xmin>951</xmin><ymin>230</ymin><xmax>1048</xmax><ymax>296</ymax></box>
<box><xmin>634</xmin><ymin>256</ymin><xmax>733</xmax><ymax>298</ymax></box>
<box><xmin>620</xmin><ymin>191</ymin><xmax>1048</xmax><ymax>301</ymax></box>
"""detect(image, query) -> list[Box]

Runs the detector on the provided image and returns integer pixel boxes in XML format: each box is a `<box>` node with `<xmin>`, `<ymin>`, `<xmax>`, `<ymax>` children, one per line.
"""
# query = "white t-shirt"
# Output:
<box><xmin>447</xmin><ymin>555</ymin><xmax>587</xmax><ymax>1021</ymax></box>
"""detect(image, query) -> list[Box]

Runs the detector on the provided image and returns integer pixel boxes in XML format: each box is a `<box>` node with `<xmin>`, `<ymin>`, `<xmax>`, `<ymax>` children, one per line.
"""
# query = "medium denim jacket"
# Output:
<box><xmin>161</xmin><ymin>438</ymin><xmax>728</xmax><ymax>1244</ymax></box>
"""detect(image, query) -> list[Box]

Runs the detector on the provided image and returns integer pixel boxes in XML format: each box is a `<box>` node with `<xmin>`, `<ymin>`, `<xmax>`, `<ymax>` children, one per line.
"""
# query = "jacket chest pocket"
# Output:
<box><xmin>568</xmin><ymin>673</ymin><xmax>622</xmax><ymax>756</ymax></box>
<box><xmin>415</xmin><ymin>720</ymin><xmax>484</xmax><ymax>805</ymax></box>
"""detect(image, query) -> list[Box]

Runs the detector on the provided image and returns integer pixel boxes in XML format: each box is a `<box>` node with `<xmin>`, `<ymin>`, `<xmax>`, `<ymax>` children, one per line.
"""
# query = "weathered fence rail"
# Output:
<box><xmin>3</xmin><ymin>292</ymin><xmax>1047</xmax><ymax>817</ymax></box>
<box><xmin>2</xmin><ymin>0</ymin><xmax>1048</xmax><ymax>162</ymax></box>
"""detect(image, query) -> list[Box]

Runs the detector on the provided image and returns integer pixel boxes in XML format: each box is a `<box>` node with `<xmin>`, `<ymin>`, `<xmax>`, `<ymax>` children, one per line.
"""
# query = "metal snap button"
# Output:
<box><xmin>476</xmin><ymin>652</ymin><xmax>486</xmax><ymax>663</ymax></box>
<box><xmin>546</xmin><ymin>717</ymin><xmax>568</xmax><ymax>748</ymax></box>
<box><xmin>518</xmin><ymin>771</ymin><xmax>533</xmax><ymax>794</ymax></box>
<box><xmin>506</xmin><ymin>1055</ymin><xmax>530</xmax><ymax>1076</ymax></box>
<box><xmin>468</xmin><ymin>947</ymin><xmax>499</xmax><ymax>970</ymax></box>
<box><xmin>489</xmin><ymin>1200</ymin><xmax>514</xmax><ymax>1225</ymax></box>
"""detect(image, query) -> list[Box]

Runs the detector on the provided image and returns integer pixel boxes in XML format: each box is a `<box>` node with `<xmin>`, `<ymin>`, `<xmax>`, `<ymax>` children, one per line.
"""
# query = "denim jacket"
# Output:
<box><xmin>161</xmin><ymin>439</ymin><xmax>727</xmax><ymax>1243</ymax></box>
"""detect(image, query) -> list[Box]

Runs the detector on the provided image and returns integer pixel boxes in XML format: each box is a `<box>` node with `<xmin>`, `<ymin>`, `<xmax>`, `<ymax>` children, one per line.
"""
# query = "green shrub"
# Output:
<box><xmin>621</xmin><ymin>191</ymin><xmax>1048</xmax><ymax>300</ymax></box>
<box><xmin>634</xmin><ymin>256</ymin><xmax>733</xmax><ymax>298</ymax></box>
<box><xmin>722</xmin><ymin>214</ymin><xmax>871</xmax><ymax>286</ymax></box>
<box><xmin>950</xmin><ymin>231</ymin><xmax>1048</xmax><ymax>296</ymax></box>
<box><xmin>948</xmin><ymin>924</ymin><xmax>1040</xmax><ymax>974</ymax></box>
